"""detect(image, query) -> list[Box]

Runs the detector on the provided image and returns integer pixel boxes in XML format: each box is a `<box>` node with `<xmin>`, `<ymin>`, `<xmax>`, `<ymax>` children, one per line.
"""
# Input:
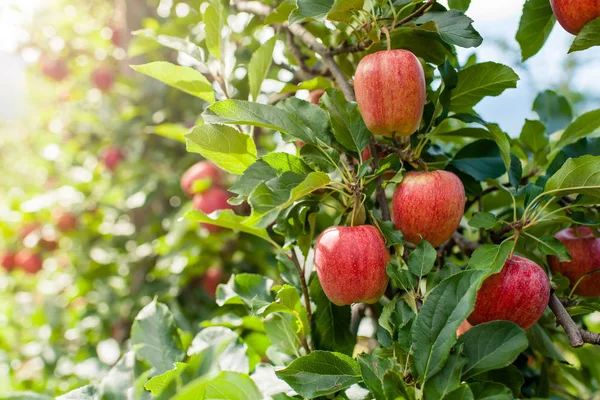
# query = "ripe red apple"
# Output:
<box><xmin>354</xmin><ymin>50</ymin><xmax>426</xmax><ymax>137</ymax></box>
<box><xmin>549</xmin><ymin>227</ymin><xmax>600</xmax><ymax>297</ymax></box>
<box><xmin>192</xmin><ymin>187</ymin><xmax>234</xmax><ymax>233</ymax></box>
<box><xmin>308</xmin><ymin>89</ymin><xmax>325</xmax><ymax>105</ymax></box>
<box><xmin>1</xmin><ymin>251</ymin><xmax>16</xmax><ymax>271</ymax></box>
<box><xmin>92</xmin><ymin>67</ymin><xmax>115</xmax><ymax>92</ymax></box>
<box><xmin>314</xmin><ymin>225</ymin><xmax>390</xmax><ymax>306</ymax></box>
<box><xmin>392</xmin><ymin>170</ymin><xmax>465</xmax><ymax>247</ymax></box>
<box><xmin>53</xmin><ymin>210</ymin><xmax>78</xmax><ymax>233</ymax></box>
<box><xmin>457</xmin><ymin>320</ymin><xmax>472</xmax><ymax>336</ymax></box>
<box><xmin>102</xmin><ymin>147</ymin><xmax>125</xmax><ymax>171</ymax></box>
<box><xmin>202</xmin><ymin>266</ymin><xmax>225</xmax><ymax>298</ymax></box>
<box><xmin>180</xmin><ymin>161</ymin><xmax>223</xmax><ymax>198</ymax></box>
<box><xmin>468</xmin><ymin>256</ymin><xmax>550</xmax><ymax>330</ymax></box>
<box><xmin>41</xmin><ymin>58</ymin><xmax>69</xmax><ymax>82</ymax></box>
<box><xmin>15</xmin><ymin>250</ymin><xmax>43</xmax><ymax>274</ymax></box>
<box><xmin>550</xmin><ymin>0</ymin><xmax>600</xmax><ymax>35</ymax></box>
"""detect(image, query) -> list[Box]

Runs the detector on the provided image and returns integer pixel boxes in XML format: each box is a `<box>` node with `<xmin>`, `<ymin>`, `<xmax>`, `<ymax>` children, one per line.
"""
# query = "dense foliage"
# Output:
<box><xmin>2</xmin><ymin>0</ymin><xmax>600</xmax><ymax>399</ymax></box>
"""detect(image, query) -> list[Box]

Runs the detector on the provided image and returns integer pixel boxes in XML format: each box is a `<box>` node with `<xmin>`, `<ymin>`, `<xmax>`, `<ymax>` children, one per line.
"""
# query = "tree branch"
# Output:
<box><xmin>331</xmin><ymin>0</ymin><xmax>436</xmax><ymax>55</ymax></box>
<box><xmin>370</xmin><ymin>138</ymin><xmax>391</xmax><ymax>221</ymax></box>
<box><xmin>286</xmin><ymin>30</ymin><xmax>331</xmax><ymax>77</ymax></box>
<box><xmin>290</xmin><ymin>248</ymin><xmax>313</xmax><ymax>353</ymax></box>
<box><xmin>548</xmin><ymin>292</ymin><xmax>600</xmax><ymax>348</ymax></box>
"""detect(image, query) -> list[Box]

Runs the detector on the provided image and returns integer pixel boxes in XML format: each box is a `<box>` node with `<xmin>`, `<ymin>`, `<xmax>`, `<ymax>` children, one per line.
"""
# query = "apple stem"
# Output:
<box><xmin>381</xmin><ymin>26</ymin><xmax>392</xmax><ymax>51</ymax></box>
<box><xmin>574</xmin><ymin>225</ymin><xmax>581</xmax><ymax>237</ymax></box>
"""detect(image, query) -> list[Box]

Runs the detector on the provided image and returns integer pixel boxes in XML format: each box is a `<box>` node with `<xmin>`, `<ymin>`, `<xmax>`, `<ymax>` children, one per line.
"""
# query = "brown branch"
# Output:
<box><xmin>548</xmin><ymin>292</ymin><xmax>600</xmax><ymax>348</ymax></box>
<box><xmin>290</xmin><ymin>249</ymin><xmax>313</xmax><ymax>353</ymax></box>
<box><xmin>286</xmin><ymin>30</ymin><xmax>331</xmax><ymax>78</ymax></box>
<box><xmin>331</xmin><ymin>0</ymin><xmax>436</xmax><ymax>55</ymax></box>
<box><xmin>370</xmin><ymin>138</ymin><xmax>391</xmax><ymax>221</ymax></box>
<box><xmin>372</xmin><ymin>142</ymin><xmax>427</xmax><ymax>171</ymax></box>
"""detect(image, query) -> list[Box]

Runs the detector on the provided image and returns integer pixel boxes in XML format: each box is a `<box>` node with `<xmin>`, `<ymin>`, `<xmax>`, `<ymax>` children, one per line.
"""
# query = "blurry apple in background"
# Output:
<box><xmin>92</xmin><ymin>67</ymin><xmax>115</xmax><ymax>92</ymax></box>
<box><xmin>53</xmin><ymin>210</ymin><xmax>78</xmax><ymax>233</ymax></box>
<box><xmin>468</xmin><ymin>255</ymin><xmax>550</xmax><ymax>330</ymax></box>
<box><xmin>202</xmin><ymin>266</ymin><xmax>225</xmax><ymax>298</ymax></box>
<box><xmin>15</xmin><ymin>250</ymin><xmax>43</xmax><ymax>274</ymax></box>
<box><xmin>549</xmin><ymin>227</ymin><xmax>600</xmax><ymax>296</ymax></box>
<box><xmin>457</xmin><ymin>320</ymin><xmax>472</xmax><ymax>336</ymax></box>
<box><xmin>19</xmin><ymin>222</ymin><xmax>41</xmax><ymax>240</ymax></box>
<box><xmin>192</xmin><ymin>187</ymin><xmax>234</xmax><ymax>233</ymax></box>
<box><xmin>39</xmin><ymin>233</ymin><xmax>59</xmax><ymax>251</ymax></box>
<box><xmin>308</xmin><ymin>89</ymin><xmax>325</xmax><ymax>105</ymax></box>
<box><xmin>180</xmin><ymin>161</ymin><xmax>223</xmax><ymax>198</ymax></box>
<box><xmin>314</xmin><ymin>225</ymin><xmax>390</xmax><ymax>306</ymax></box>
<box><xmin>41</xmin><ymin>58</ymin><xmax>69</xmax><ymax>82</ymax></box>
<box><xmin>550</xmin><ymin>0</ymin><xmax>600</xmax><ymax>35</ymax></box>
<box><xmin>354</xmin><ymin>49</ymin><xmax>426</xmax><ymax>137</ymax></box>
<box><xmin>102</xmin><ymin>146</ymin><xmax>125</xmax><ymax>171</ymax></box>
<box><xmin>1</xmin><ymin>251</ymin><xmax>17</xmax><ymax>271</ymax></box>
<box><xmin>392</xmin><ymin>170</ymin><xmax>465</xmax><ymax>247</ymax></box>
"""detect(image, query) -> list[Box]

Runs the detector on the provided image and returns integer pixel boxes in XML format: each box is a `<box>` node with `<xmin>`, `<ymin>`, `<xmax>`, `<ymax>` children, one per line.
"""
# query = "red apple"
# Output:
<box><xmin>192</xmin><ymin>187</ymin><xmax>233</xmax><ymax>233</ymax></box>
<box><xmin>92</xmin><ymin>67</ymin><xmax>115</xmax><ymax>92</ymax></box>
<box><xmin>53</xmin><ymin>210</ymin><xmax>78</xmax><ymax>233</ymax></box>
<box><xmin>203</xmin><ymin>266</ymin><xmax>225</xmax><ymax>298</ymax></box>
<box><xmin>15</xmin><ymin>250</ymin><xmax>43</xmax><ymax>274</ymax></box>
<box><xmin>468</xmin><ymin>256</ymin><xmax>550</xmax><ymax>330</ymax></box>
<box><xmin>314</xmin><ymin>225</ymin><xmax>390</xmax><ymax>306</ymax></box>
<box><xmin>102</xmin><ymin>147</ymin><xmax>125</xmax><ymax>171</ymax></box>
<box><xmin>110</xmin><ymin>27</ymin><xmax>122</xmax><ymax>47</ymax></box>
<box><xmin>1</xmin><ymin>251</ymin><xmax>17</xmax><ymax>271</ymax></box>
<box><xmin>457</xmin><ymin>320</ymin><xmax>472</xmax><ymax>336</ymax></box>
<box><xmin>354</xmin><ymin>50</ymin><xmax>426</xmax><ymax>137</ymax></box>
<box><xmin>550</xmin><ymin>0</ymin><xmax>600</xmax><ymax>35</ymax></box>
<box><xmin>41</xmin><ymin>58</ymin><xmax>69</xmax><ymax>82</ymax></box>
<box><xmin>308</xmin><ymin>89</ymin><xmax>325</xmax><ymax>105</ymax></box>
<box><xmin>549</xmin><ymin>227</ymin><xmax>600</xmax><ymax>297</ymax></box>
<box><xmin>180</xmin><ymin>161</ymin><xmax>223</xmax><ymax>198</ymax></box>
<box><xmin>392</xmin><ymin>170</ymin><xmax>465</xmax><ymax>247</ymax></box>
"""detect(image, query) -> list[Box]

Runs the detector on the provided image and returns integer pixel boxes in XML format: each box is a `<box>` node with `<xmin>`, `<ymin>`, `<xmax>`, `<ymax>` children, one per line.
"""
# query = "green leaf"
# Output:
<box><xmin>415</xmin><ymin>10</ymin><xmax>482</xmax><ymax>48</ymax></box>
<box><xmin>265</xmin><ymin>0</ymin><xmax>296</xmax><ymax>24</ymax></box>
<box><xmin>277</xmin><ymin>97</ymin><xmax>332</xmax><ymax>145</ymax></box>
<box><xmin>280</xmin><ymin>76</ymin><xmax>333</xmax><ymax>93</ymax></box>
<box><xmin>275</xmin><ymin>351</ymin><xmax>361</xmax><ymax>399</ymax></box>
<box><xmin>300</xmin><ymin>145</ymin><xmax>340</xmax><ymax>173</ymax></box>
<box><xmin>457</xmin><ymin>321</ymin><xmax>528</xmax><ymax>378</ymax></box>
<box><xmin>188</xmin><ymin>327</ymin><xmax>250</xmax><ymax>373</ymax></box>
<box><xmin>544</xmin><ymin>155</ymin><xmax>600</xmax><ymax>197</ymax></box>
<box><xmin>145</xmin><ymin>362</ymin><xmax>188</xmax><ymax>395</ymax></box>
<box><xmin>450</xmin><ymin>62</ymin><xmax>519</xmax><ymax>113</ymax></box>
<box><xmin>378</xmin><ymin>219</ymin><xmax>404</xmax><ymax>247</ymax></box>
<box><xmin>469</xmin><ymin>381</ymin><xmax>513</xmax><ymax>399</ymax></box>
<box><xmin>451</xmin><ymin>140</ymin><xmax>506</xmax><ymax>181</ymax></box>
<box><xmin>467</xmin><ymin>241</ymin><xmax>513</xmax><ymax>274</ymax></box>
<box><xmin>423</xmin><ymin>348</ymin><xmax>467</xmax><ymax>399</ymax></box>
<box><xmin>216</xmin><ymin>273</ymin><xmax>275</xmax><ymax>310</ymax></box>
<box><xmin>185</xmin><ymin>210</ymin><xmax>273</xmax><ymax>244</ymax></box>
<box><xmin>444</xmin><ymin>384</ymin><xmax>474</xmax><ymax>400</ymax></box>
<box><xmin>320</xmin><ymin>88</ymin><xmax>369</xmax><ymax>153</ymax></box>
<box><xmin>387</xmin><ymin>260</ymin><xmax>418</xmax><ymax>292</ymax></box>
<box><xmin>151</xmin><ymin>123</ymin><xmax>188</xmax><ymax>143</ymax></box>
<box><xmin>204</xmin><ymin>1</ymin><xmax>225</xmax><ymax>60</ymax></box>
<box><xmin>328</xmin><ymin>0</ymin><xmax>364</xmax><ymax>22</ymax></box>
<box><xmin>100</xmin><ymin>351</ymin><xmax>135</xmax><ymax>399</ymax></box>
<box><xmin>569</xmin><ymin>17</ymin><xmax>600</xmax><ymax>53</ymax></box>
<box><xmin>412</xmin><ymin>270</ymin><xmax>484</xmax><ymax>380</ymax></box>
<box><xmin>264</xmin><ymin>313</ymin><xmax>303</xmax><ymax>357</ymax></box>
<box><xmin>527</xmin><ymin>324</ymin><xmax>567</xmax><ymax>362</ymax></box>
<box><xmin>290</xmin><ymin>0</ymin><xmax>334</xmax><ymax>24</ymax></box>
<box><xmin>185</xmin><ymin>124</ymin><xmax>257</xmax><ymax>175</ymax></box>
<box><xmin>408</xmin><ymin>239</ymin><xmax>437</xmax><ymax>277</ymax></box>
<box><xmin>173</xmin><ymin>371</ymin><xmax>262</xmax><ymax>400</ymax></box>
<box><xmin>379</xmin><ymin>295</ymin><xmax>415</xmax><ymax>341</ymax></box>
<box><xmin>131</xmin><ymin>300</ymin><xmax>185</xmax><ymax>375</ymax></box>
<box><xmin>531</xmin><ymin>234</ymin><xmax>572</xmax><ymax>262</ymax></box>
<box><xmin>389</xmin><ymin>22</ymin><xmax>455</xmax><ymax>65</ymax></box>
<box><xmin>382</xmin><ymin>370</ymin><xmax>415</xmax><ymax>399</ymax></box>
<box><xmin>262</xmin><ymin>152</ymin><xmax>312</xmax><ymax>175</ymax></box>
<box><xmin>131</xmin><ymin>62</ymin><xmax>214</xmax><ymax>103</ymax></box>
<box><xmin>516</xmin><ymin>0</ymin><xmax>556</xmax><ymax>61</ymax></box>
<box><xmin>56</xmin><ymin>386</ymin><xmax>99</xmax><ymax>400</ymax></box>
<box><xmin>532</xmin><ymin>90</ymin><xmax>573</xmax><ymax>134</ymax></box>
<box><xmin>469</xmin><ymin>212</ymin><xmax>498</xmax><ymax>229</ymax></box>
<box><xmin>248</xmin><ymin>36</ymin><xmax>277</xmax><ymax>101</ymax></box>
<box><xmin>358</xmin><ymin>354</ymin><xmax>394</xmax><ymax>400</ymax></box>
<box><xmin>309</xmin><ymin>276</ymin><xmax>355</xmax><ymax>355</ymax></box>
<box><xmin>519</xmin><ymin>119</ymin><xmax>548</xmax><ymax>163</ymax></box>
<box><xmin>473</xmin><ymin>365</ymin><xmax>524</xmax><ymax>397</ymax></box>
<box><xmin>448</xmin><ymin>0</ymin><xmax>471</xmax><ymax>12</ymax></box>
<box><xmin>203</xmin><ymin>100</ymin><xmax>319</xmax><ymax>145</ymax></box>
<box><xmin>554</xmin><ymin>109</ymin><xmax>600</xmax><ymax>152</ymax></box>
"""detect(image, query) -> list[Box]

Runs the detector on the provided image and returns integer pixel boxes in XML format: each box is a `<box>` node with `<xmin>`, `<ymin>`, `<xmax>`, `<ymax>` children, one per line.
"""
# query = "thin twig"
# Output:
<box><xmin>286</xmin><ymin>30</ymin><xmax>331</xmax><ymax>77</ymax></box>
<box><xmin>369</xmin><ymin>138</ymin><xmax>391</xmax><ymax>221</ymax></box>
<box><xmin>331</xmin><ymin>0</ymin><xmax>436</xmax><ymax>55</ymax></box>
<box><xmin>548</xmin><ymin>292</ymin><xmax>600</xmax><ymax>348</ymax></box>
<box><xmin>290</xmin><ymin>249</ymin><xmax>314</xmax><ymax>352</ymax></box>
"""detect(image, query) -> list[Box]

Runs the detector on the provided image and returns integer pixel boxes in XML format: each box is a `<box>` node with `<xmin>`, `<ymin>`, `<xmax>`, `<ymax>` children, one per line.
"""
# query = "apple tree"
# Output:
<box><xmin>4</xmin><ymin>0</ymin><xmax>600</xmax><ymax>399</ymax></box>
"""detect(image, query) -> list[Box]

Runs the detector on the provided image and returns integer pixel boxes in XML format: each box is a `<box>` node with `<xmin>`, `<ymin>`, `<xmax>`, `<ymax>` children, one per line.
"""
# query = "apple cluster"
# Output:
<box><xmin>310</xmin><ymin>47</ymin><xmax>599</xmax><ymax>333</ymax></box>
